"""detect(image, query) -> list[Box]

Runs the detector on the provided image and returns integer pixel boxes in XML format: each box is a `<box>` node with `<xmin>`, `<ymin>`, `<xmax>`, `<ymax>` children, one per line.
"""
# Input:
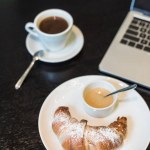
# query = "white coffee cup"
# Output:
<box><xmin>82</xmin><ymin>80</ymin><xmax>118</xmax><ymax>118</ymax></box>
<box><xmin>25</xmin><ymin>9</ymin><xmax>73</xmax><ymax>52</ymax></box>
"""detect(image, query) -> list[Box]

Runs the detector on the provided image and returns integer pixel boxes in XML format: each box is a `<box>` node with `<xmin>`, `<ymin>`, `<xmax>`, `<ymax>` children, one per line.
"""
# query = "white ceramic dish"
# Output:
<box><xmin>38</xmin><ymin>75</ymin><xmax>150</xmax><ymax>150</ymax></box>
<box><xmin>26</xmin><ymin>25</ymin><xmax>84</xmax><ymax>63</ymax></box>
<box><xmin>82</xmin><ymin>80</ymin><xmax>118</xmax><ymax>118</ymax></box>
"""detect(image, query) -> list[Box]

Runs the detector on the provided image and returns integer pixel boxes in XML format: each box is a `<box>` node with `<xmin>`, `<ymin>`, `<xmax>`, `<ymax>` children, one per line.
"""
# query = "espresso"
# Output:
<box><xmin>39</xmin><ymin>16</ymin><xmax>68</xmax><ymax>34</ymax></box>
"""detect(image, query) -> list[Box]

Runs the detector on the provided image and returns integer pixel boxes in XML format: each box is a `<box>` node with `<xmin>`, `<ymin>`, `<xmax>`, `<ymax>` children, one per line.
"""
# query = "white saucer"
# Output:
<box><xmin>38</xmin><ymin>75</ymin><xmax>150</xmax><ymax>150</ymax></box>
<box><xmin>26</xmin><ymin>25</ymin><xmax>84</xmax><ymax>63</ymax></box>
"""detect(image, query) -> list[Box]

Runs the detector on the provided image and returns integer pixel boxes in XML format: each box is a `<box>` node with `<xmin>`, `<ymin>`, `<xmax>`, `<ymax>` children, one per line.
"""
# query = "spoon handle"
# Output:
<box><xmin>15</xmin><ymin>59</ymin><xmax>36</xmax><ymax>90</ymax></box>
<box><xmin>105</xmin><ymin>84</ymin><xmax>137</xmax><ymax>97</ymax></box>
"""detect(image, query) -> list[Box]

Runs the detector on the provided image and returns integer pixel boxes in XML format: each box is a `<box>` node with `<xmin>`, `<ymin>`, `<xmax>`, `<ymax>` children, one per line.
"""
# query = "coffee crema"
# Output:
<box><xmin>39</xmin><ymin>16</ymin><xmax>68</xmax><ymax>34</ymax></box>
<box><xmin>83</xmin><ymin>88</ymin><xmax>113</xmax><ymax>108</ymax></box>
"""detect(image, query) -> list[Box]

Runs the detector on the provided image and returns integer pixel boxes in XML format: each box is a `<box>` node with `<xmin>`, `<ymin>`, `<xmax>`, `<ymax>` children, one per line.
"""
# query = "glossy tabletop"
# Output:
<box><xmin>0</xmin><ymin>0</ymin><xmax>149</xmax><ymax>149</ymax></box>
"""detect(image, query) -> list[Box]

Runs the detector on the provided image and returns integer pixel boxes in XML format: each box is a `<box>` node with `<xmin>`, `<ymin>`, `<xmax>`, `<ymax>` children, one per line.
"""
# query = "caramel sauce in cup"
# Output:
<box><xmin>84</xmin><ymin>88</ymin><xmax>113</xmax><ymax>108</ymax></box>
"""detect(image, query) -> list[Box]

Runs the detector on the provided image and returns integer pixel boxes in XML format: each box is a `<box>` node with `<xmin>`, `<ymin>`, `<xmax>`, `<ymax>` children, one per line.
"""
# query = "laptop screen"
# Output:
<box><xmin>135</xmin><ymin>0</ymin><xmax>150</xmax><ymax>11</ymax></box>
<box><xmin>132</xmin><ymin>0</ymin><xmax>150</xmax><ymax>15</ymax></box>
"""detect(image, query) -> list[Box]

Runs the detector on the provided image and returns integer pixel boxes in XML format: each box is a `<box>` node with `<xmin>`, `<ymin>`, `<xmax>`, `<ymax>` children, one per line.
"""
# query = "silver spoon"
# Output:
<box><xmin>105</xmin><ymin>84</ymin><xmax>137</xmax><ymax>97</ymax></box>
<box><xmin>15</xmin><ymin>50</ymin><xmax>45</xmax><ymax>90</ymax></box>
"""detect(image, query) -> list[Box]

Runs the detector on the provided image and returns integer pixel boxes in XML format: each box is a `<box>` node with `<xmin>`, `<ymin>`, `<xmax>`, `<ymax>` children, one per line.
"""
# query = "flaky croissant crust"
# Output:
<box><xmin>52</xmin><ymin>106</ymin><xmax>127</xmax><ymax>150</ymax></box>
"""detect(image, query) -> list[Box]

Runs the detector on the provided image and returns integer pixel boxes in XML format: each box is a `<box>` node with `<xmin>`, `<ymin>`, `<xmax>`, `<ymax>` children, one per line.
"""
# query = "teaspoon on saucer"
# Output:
<box><xmin>15</xmin><ymin>50</ymin><xmax>45</xmax><ymax>90</ymax></box>
<box><xmin>104</xmin><ymin>84</ymin><xmax>137</xmax><ymax>97</ymax></box>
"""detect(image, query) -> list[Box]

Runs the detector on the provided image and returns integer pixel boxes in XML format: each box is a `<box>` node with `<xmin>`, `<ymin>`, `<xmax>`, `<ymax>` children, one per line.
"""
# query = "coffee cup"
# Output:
<box><xmin>82</xmin><ymin>80</ymin><xmax>118</xmax><ymax>118</ymax></box>
<box><xmin>25</xmin><ymin>9</ymin><xmax>73</xmax><ymax>52</ymax></box>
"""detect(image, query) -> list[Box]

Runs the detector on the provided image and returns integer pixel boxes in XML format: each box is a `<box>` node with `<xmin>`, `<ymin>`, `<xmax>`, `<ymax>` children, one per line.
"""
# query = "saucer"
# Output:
<box><xmin>26</xmin><ymin>25</ymin><xmax>84</xmax><ymax>63</ymax></box>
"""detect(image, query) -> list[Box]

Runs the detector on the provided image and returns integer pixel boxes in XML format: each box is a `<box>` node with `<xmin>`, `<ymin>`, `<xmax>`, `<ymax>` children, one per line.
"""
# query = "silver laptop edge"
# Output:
<box><xmin>99</xmin><ymin>0</ymin><xmax>150</xmax><ymax>89</ymax></box>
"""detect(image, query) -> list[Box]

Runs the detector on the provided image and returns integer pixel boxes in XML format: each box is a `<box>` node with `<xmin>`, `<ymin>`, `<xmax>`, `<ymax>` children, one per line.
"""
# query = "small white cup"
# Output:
<box><xmin>82</xmin><ymin>80</ymin><xmax>118</xmax><ymax>118</ymax></box>
<box><xmin>25</xmin><ymin>9</ymin><xmax>73</xmax><ymax>52</ymax></box>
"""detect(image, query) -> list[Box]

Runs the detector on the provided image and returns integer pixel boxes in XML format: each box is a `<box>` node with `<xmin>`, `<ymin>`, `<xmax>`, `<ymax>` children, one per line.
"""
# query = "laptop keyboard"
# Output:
<box><xmin>120</xmin><ymin>17</ymin><xmax>150</xmax><ymax>53</ymax></box>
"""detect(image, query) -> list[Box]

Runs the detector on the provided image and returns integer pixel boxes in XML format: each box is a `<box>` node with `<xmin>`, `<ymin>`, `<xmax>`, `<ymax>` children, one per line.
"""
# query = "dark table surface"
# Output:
<box><xmin>0</xmin><ymin>0</ymin><xmax>150</xmax><ymax>149</ymax></box>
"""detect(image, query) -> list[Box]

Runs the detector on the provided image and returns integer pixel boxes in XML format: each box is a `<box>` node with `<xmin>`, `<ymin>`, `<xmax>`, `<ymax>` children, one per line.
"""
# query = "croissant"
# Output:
<box><xmin>52</xmin><ymin>106</ymin><xmax>127</xmax><ymax>150</ymax></box>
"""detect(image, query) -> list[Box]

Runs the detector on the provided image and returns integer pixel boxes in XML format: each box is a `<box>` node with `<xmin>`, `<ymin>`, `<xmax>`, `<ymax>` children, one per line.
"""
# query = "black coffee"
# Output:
<box><xmin>39</xmin><ymin>16</ymin><xmax>68</xmax><ymax>34</ymax></box>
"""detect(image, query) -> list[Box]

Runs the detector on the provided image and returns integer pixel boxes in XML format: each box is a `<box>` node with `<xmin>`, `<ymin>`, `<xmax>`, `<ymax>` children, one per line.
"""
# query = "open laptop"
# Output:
<box><xmin>99</xmin><ymin>0</ymin><xmax>150</xmax><ymax>89</ymax></box>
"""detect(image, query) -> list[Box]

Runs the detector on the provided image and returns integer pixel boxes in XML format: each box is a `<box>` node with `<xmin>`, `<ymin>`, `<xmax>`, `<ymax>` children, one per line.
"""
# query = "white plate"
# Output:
<box><xmin>38</xmin><ymin>75</ymin><xmax>150</xmax><ymax>150</ymax></box>
<box><xmin>26</xmin><ymin>25</ymin><xmax>84</xmax><ymax>63</ymax></box>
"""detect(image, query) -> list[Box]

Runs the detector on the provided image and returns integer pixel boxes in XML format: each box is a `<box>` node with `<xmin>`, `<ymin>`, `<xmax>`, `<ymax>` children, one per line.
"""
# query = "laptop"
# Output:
<box><xmin>99</xmin><ymin>0</ymin><xmax>150</xmax><ymax>89</ymax></box>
